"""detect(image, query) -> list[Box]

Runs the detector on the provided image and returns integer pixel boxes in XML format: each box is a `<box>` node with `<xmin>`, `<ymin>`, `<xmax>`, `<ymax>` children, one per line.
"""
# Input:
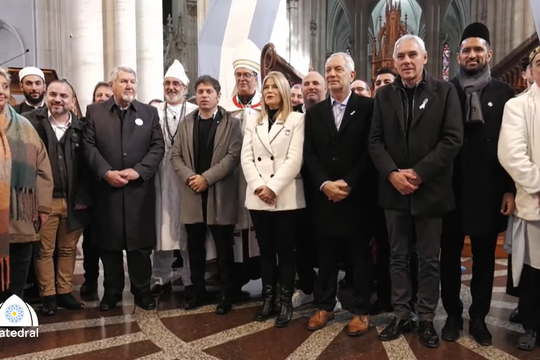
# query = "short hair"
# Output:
<box><xmin>110</xmin><ymin>66</ymin><xmax>138</xmax><ymax>83</ymax></box>
<box><xmin>376</xmin><ymin>67</ymin><xmax>397</xmax><ymax>78</ymax></box>
<box><xmin>194</xmin><ymin>75</ymin><xmax>221</xmax><ymax>94</ymax></box>
<box><xmin>0</xmin><ymin>68</ymin><xmax>11</xmax><ymax>84</ymax></box>
<box><xmin>149</xmin><ymin>99</ymin><xmax>163</xmax><ymax>105</ymax></box>
<box><xmin>48</xmin><ymin>79</ymin><xmax>75</xmax><ymax>97</ymax></box>
<box><xmin>353</xmin><ymin>80</ymin><xmax>370</xmax><ymax>91</ymax></box>
<box><xmin>92</xmin><ymin>81</ymin><xmax>110</xmax><ymax>103</ymax></box>
<box><xmin>521</xmin><ymin>56</ymin><xmax>531</xmax><ymax>72</ymax></box>
<box><xmin>393</xmin><ymin>35</ymin><xmax>427</xmax><ymax>58</ymax></box>
<box><xmin>326</xmin><ymin>52</ymin><xmax>355</xmax><ymax>73</ymax></box>
<box><xmin>291</xmin><ymin>84</ymin><xmax>302</xmax><ymax>90</ymax></box>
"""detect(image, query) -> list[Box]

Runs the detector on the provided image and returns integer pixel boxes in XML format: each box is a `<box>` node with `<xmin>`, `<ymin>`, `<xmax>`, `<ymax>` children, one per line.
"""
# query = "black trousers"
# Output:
<box><xmin>316</xmin><ymin>230</ymin><xmax>371</xmax><ymax>315</ymax></box>
<box><xmin>100</xmin><ymin>247</ymin><xmax>152</xmax><ymax>300</ymax></box>
<box><xmin>185</xmin><ymin>223</ymin><xmax>235</xmax><ymax>299</ymax></box>
<box><xmin>506</xmin><ymin>255</ymin><xmax>520</xmax><ymax>297</ymax></box>
<box><xmin>82</xmin><ymin>227</ymin><xmax>100</xmax><ymax>286</ymax></box>
<box><xmin>440</xmin><ymin>232</ymin><xmax>498</xmax><ymax>319</ymax></box>
<box><xmin>250</xmin><ymin>210</ymin><xmax>300</xmax><ymax>297</ymax></box>
<box><xmin>2</xmin><ymin>242</ymin><xmax>34</xmax><ymax>300</ymax></box>
<box><xmin>295</xmin><ymin>209</ymin><xmax>316</xmax><ymax>294</ymax></box>
<box><xmin>519</xmin><ymin>264</ymin><xmax>540</xmax><ymax>331</ymax></box>
<box><xmin>385</xmin><ymin>210</ymin><xmax>441</xmax><ymax>321</ymax></box>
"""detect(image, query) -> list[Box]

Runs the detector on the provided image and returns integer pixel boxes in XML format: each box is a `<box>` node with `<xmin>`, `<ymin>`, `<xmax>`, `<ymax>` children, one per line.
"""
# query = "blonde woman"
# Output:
<box><xmin>241</xmin><ymin>71</ymin><xmax>305</xmax><ymax>327</ymax></box>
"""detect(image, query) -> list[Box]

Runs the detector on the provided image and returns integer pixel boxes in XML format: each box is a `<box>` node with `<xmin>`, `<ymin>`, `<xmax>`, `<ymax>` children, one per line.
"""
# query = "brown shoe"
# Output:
<box><xmin>308</xmin><ymin>310</ymin><xmax>335</xmax><ymax>331</ymax></box>
<box><xmin>347</xmin><ymin>315</ymin><xmax>370</xmax><ymax>336</ymax></box>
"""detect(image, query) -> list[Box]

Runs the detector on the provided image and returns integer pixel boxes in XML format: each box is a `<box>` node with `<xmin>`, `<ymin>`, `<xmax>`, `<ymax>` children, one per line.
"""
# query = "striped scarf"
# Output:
<box><xmin>0</xmin><ymin>105</ymin><xmax>39</xmax><ymax>291</ymax></box>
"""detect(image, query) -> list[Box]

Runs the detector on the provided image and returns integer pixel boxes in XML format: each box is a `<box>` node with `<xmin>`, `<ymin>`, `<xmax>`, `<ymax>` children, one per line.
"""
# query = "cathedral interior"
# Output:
<box><xmin>0</xmin><ymin>0</ymin><xmax>540</xmax><ymax>359</ymax></box>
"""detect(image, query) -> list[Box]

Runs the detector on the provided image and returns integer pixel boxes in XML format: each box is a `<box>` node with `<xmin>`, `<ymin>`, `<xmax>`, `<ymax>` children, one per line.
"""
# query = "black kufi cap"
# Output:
<box><xmin>461</xmin><ymin>22</ymin><xmax>490</xmax><ymax>45</ymax></box>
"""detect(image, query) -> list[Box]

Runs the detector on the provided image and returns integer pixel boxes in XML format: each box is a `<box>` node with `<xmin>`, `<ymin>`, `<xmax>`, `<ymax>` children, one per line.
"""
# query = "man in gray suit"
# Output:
<box><xmin>171</xmin><ymin>75</ymin><xmax>242</xmax><ymax>314</ymax></box>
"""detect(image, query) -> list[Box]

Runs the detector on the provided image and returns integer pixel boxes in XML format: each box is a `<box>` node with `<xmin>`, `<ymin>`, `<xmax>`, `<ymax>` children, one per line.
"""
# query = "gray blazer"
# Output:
<box><xmin>171</xmin><ymin>106</ymin><xmax>242</xmax><ymax>225</ymax></box>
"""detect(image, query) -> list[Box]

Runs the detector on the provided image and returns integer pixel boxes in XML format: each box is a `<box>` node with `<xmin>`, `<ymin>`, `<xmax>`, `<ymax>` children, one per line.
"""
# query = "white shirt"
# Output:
<box><xmin>330</xmin><ymin>91</ymin><xmax>352</xmax><ymax>130</ymax></box>
<box><xmin>48</xmin><ymin>111</ymin><xmax>72</xmax><ymax>140</ymax></box>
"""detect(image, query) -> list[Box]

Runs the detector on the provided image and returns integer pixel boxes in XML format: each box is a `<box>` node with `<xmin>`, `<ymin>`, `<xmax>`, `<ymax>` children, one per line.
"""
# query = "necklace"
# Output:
<box><xmin>164</xmin><ymin>101</ymin><xmax>186</xmax><ymax>147</ymax></box>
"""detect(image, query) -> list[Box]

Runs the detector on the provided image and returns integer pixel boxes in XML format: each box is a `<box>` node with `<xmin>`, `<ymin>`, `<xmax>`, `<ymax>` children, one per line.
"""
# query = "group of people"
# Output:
<box><xmin>0</xmin><ymin>21</ymin><xmax>538</xmax><ymax>352</ymax></box>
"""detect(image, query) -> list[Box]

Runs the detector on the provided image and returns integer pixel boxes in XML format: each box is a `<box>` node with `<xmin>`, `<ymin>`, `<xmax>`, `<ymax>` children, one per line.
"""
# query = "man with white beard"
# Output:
<box><xmin>151</xmin><ymin>60</ymin><xmax>199</xmax><ymax>295</ymax></box>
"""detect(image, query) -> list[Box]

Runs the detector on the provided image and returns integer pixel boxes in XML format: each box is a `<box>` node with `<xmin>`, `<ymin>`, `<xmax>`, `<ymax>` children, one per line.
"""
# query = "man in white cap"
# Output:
<box><xmin>14</xmin><ymin>66</ymin><xmax>47</xmax><ymax>114</ymax></box>
<box><xmin>151</xmin><ymin>60</ymin><xmax>199</xmax><ymax>296</ymax></box>
<box><xmin>221</xmin><ymin>39</ymin><xmax>262</xmax><ymax>298</ymax></box>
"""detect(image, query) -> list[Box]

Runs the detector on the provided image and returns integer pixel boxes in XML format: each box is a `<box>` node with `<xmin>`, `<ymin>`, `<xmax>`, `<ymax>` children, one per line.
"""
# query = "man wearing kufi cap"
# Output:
<box><xmin>440</xmin><ymin>22</ymin><xmax>515</xmax><ymax>346</ymax></box>
<box><xmin>221</xmin><ymin>39</ymin><xmax>262</xmax><ymax>298</ymax></box>
<box><xmin>151</xmin><ymin>60</ymin><xmax>199</xmax><ymax>295</ymax></box>
<box><xmin>14</xmin><ymin>66</ymin><xmax>47</xmax><ymax>114</ymax></box>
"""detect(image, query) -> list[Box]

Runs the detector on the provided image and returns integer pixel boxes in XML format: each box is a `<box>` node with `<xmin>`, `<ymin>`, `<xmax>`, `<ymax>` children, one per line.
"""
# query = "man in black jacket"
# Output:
<box><xmin>23</xmin><ymin>80</ymin><xmax>91</xmax><ymax>316</ymax></box>
<box><xmin>369</xmin><ymin>34</ymin><xmax>463</xmax><ymax>348</ymax></box>
<box><xmin>440</xmin><ymin>23</ymin><xmax>515</xmax><ymax>346</ymax></box>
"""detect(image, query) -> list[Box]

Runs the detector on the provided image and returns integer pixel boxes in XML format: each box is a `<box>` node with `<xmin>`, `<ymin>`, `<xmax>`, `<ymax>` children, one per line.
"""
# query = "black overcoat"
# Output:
<box><xmin>82</xmin><ymin>98</ymin><xmax>165</xmax><ymax>251</ymax></box>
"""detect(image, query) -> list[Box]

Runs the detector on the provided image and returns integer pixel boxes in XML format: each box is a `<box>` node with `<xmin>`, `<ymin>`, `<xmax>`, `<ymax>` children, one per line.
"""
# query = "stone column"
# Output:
<box><xmin>421</xmin><ymin>1</ymin><xmax>442</xmax><ymax>77</ymax></box>
<box><xmin>186</xmin><ymin>0</ymin><xmax>198</xmax><ymax>93</ymax></box>
<box><xmin>114</xmin><ymin>0</ymin><xmax>137</xmax><ymax>70</ymax></box>
<box><xmin>70</xmin><ymin>0</ymin><xmax>104</xmax><ymax>111</ymax></box>
<box><xmin>102</xmin><ymin>0</ymin><xmax>116</xmax><ymax>79</ymax></box>
<box><xmin>311</xmin><ymin>0</ymin><xmax>327</xmax><ymax>73</ymax></box>
<box><xmin>287</xmin><ymin>0</ymin><xmax>300</xmax><ymax>68</ymax></box>
<box><xmin>136</xmin><ymin>0</ymin><xmax>164</xmax><ymax>103</ymax></box>
<box><xmin>512</xmin><ymin>0</ymin><xmax>526</xmax><ymax>49</ymax></box>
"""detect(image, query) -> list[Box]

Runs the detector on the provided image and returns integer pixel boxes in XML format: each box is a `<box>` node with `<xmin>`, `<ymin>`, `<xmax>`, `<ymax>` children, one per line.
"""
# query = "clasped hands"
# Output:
<box><xmin>104</xmin><ymin>168</ymin><xmax>140</xmax><ymax>188</ymax></box>
<box><xmin>254</xmin><ymin>186</ymin><xmax>276</xmax><ymax>206</ymax></box>
<box><xmin>187</xmin><ymin>174</ymin><xmax>208</xmax><ymax>193</ymax></box>
<box><xmin>388</xmin><ymin>169</ymin><xmax>422</xmax><ymax>195</ymax></box>
<box><xmin>322</xmin><ymin>180</ymin><xmax>351</xmax><ymax>202</ymax></box>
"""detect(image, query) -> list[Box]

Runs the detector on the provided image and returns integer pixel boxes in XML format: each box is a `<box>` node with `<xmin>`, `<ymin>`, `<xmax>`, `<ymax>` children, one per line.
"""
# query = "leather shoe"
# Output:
<box><xmin>41</xmin><ymin>296</ymin><xmax>57</xmax><ymax>316</ymax></box>
<box><xmin>469</xmin><ymin>318</ymin><xmax>492</xmax><ymax>346</ymax></box>
<box><xmin>509</xmin><ymin>306</ymin><xmax>521</xmax><ymax>324</ymax></box>
<box><xmin>151</xmin><ymin>282</ymin><xmax>172</xmax><ymax>296</ymax></box>
<box><xmin>518</xmin><ymin>329</ymin><xmax>538</xmax><ymax>351</ymax></box>
<box><xmin>99</xmin><ymin>295</ymin><xmax>121</xmax><ymax>311</ymax></box>
<box><xmin>369</xmin><ymin>300</ymin><xmax>393</xmax><ymax>316</ymax></box>
<box><xmin>418</xmin><ymin>321</ymin><xmax>439</xmax><ymax>348</ymax></box>
<box><xmin>442</xmin><ymin>315</ymin><xmax>463</xmax><ymax>342</ymax></box>
<box><xmin>57</xmin><ymin>293</ymin><xmax>85</xmax><ymax>310</ymax></box>
<box><xmin>135</xmin><ymin>295</ymin><xmax>156</xmax><ymax>310</ymax></box>
<box><xmin>379</xmin><ymin>317</ymin><xmax>412</xmax><ymax>341</ymax></box>
<box><xmin>347</xmin><ymin>315</ymin><xmax>370</xmax><ymax>336</ymax></box>
<box><xmin>216</xmin><ymin>299</ymin><xmax>232</xmax><ymax>315</ymax></box>
<box><xmin>80</xmin><ymin>282</ymin><xmax>98</xmax><ymax>300</ymax></box>
<box><xmin>307</xmin><ymin>310</ymin><xmax>334</xmax><ymax>331</ymax></box>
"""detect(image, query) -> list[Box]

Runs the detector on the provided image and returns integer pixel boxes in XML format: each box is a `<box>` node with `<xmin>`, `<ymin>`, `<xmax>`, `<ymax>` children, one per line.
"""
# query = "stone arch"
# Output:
<box><xmin>326</xmin><ymin>0</ymin><xmax>351</xmax><ymax>53</ymax></box>
<box><xmin>0</xmin><ymin>18</ymin><xmax>26</xmax><ymax>67</ymax></box>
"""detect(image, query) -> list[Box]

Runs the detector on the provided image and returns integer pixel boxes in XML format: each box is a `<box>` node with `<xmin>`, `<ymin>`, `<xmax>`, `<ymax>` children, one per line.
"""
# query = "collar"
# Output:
<box><xmin>25</xmin><ymin>100</ymin><xmax>44</xmax><ymax>108</ymax></box>
<box><xmin>48</xmin><ymin>110</ymin><xmax>72</xmax><ymax>127</ymax></box>
<box><xmin>232</xmin><ymin>92</ymin><xmax>262</xmax><ymax>109</ymax></box>
<box><xmin>330</xmin><ymin>90</ymin><xmax>352</xmax><ymax>106</ymax></box>
<box><xmin>106</xmin><ymin>97</ymin><xmax>139</xmax><ymax>112</ymax></box>
<box><xmin>198</xmin><ymin>108</ymin><xmax>218</xmax><ymax>120</ymax></box>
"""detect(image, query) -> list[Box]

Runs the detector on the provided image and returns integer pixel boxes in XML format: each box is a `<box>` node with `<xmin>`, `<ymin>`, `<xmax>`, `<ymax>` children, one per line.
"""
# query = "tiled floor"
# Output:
<box><xmin>1</xmin><ymin>257</ymin><xmax>539</xmax><ymax>359</ymax></box>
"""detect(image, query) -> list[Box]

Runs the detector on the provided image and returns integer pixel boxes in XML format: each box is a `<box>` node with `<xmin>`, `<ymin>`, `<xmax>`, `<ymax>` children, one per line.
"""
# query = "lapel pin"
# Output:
<box><xmin>135</xmin><ymin>118</ymin><xmax>143</xmax><ymax>126</ymax></box>
<box><xmin>350</xmin><ymin>111</ymin><xmax>356</xmax><ymax>115</ymax></box>
<box><xmin>488</xmin><ymin>102</ymin><xmax>493</xmax><ymax>107</ymax></box>
<box><xmin>419</xmin><ymin>99</ymin><xmax>428</xmax><ymax>109</ymax></box>
<box><xmin>285</xmin><ymin>130</ymin><xmax>291</xmax><ymax>136</ymax></box>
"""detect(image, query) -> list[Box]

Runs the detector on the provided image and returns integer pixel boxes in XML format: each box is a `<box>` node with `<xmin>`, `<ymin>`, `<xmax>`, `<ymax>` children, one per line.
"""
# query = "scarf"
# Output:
<box><xmin>457</xmin><ymin>64</ymin><xmax>491</xmax><ymax>124</ymax></box>
<box><xmin>0</xmin><ymin>105</ymin><xmax>40</xmax><ymax>291</ymax></box>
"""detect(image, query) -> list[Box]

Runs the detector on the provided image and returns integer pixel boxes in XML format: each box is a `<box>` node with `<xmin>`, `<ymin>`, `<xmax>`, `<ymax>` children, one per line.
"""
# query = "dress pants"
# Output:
<box><xmin>518</xmin><ymin>265</ymin><xmax>540</xmax><ymax>332</ymax></box>
<box><xmin>250</xmin><ymin>210</ymin><xmax>300</xmax><ymax>297</ymax></box>
<box><xmin>373</xmin><ymin>207</ymin><xmax>391</xmax><ymax>305</ymax></box>
<box><xmin>152</xmin><ymin>249</ymin><xmax>191</xmax><ymax>286</ymax></box>
<box><xmin>506</xmin><ymin>255</ymin><xmax>520</xmax><ymax>297</ymax></box>
<box><xmin>316</xmin><ymin>231</ymin><xmax>371</xmax><ymax>315</ymax></box>
<box><xmin>440</xmin><ymin>232</ymin><xmax>499</xmax><ymax>319</ymax></box>
<box><xmin>4</xmin><ymin>242</ymin><xmax>35</xmax><ymax>300</ymax></box>
<box><xmin>185</xmin><ymin>224</ymin><xmax>235</xmax><ymax>299</ymax></box>
<box><xmin>385</xmin><ymin>210</ymin><xmax>441</xmax><ymax>321</ymax></box>
<box><xmin>82</xmin><ymin>227</ymin><xmax>100</xmax><ymax>286</ymax></box>
<box><xmin>100</xmin><ymin>247</ymin><xmax>153</xmax><ymax>300</ymax></box>
<box><xmin>295</xmin><ymin>209</ymin><xmax>316</xmax><ymax>295</ymax></box>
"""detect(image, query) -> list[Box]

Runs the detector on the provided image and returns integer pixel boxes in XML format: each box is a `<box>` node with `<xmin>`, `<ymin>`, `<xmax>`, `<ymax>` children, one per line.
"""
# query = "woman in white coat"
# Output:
<box><xmin>241</xmin><ymin>71</ymin><xmax>305</xmax><ymax>327</ymax></box>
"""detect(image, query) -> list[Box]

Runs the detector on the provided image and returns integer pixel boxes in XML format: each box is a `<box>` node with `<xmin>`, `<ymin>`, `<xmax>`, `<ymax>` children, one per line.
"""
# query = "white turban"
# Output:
<box><xmin>164</xmin><ymin>59</ymin><xmax>189</xmax><ymax>86</ymax></box>
<box><xmin>19</xmin><ymin>66</ymin><xmax>45</xmax><ymax>82</ymax></box>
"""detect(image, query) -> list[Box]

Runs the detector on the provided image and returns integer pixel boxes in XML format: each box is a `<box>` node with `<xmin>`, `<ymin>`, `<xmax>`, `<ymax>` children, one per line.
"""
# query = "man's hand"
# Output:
<box><xmin>334</xmin><ymin>179</ymin><xmax>351</xmax><ymax>194</ymax></box>
<box><xmin>501</xmin><ymin>192</ymin><xmax>515</xmax><ymax>216</ymax></box>
<box><xmin>255</xmin><ymin>186</ymin><xmax>276</xmax><ymax>206</ymax></box>
<box><xmin>104</xmin><ymin>170</ymin><xmax>129</xmax><ymax>187</ymax></box>
<box><xmin>74</xmin><ymin>204</ymin><xmax>87</xmax><ymax>211</ymax></box>
<box><xmin>188</xmin><ymin>175</ymin><xmax>208</xmax><ymax>193</ymax></box>
<box><xmin>388</xmin><ymin>171</ymin><xmax>418</xmax><ymax>195</ymax></box>
<box><xmin>39</xmin><ymin>213</ymin><xmax>49</xmax><ymax>225</ymax></box>
<box><xmin>322</xmin><ymin>182</ymin><xmax>349</xmax><ymax>202</ymax></box>
<box><xmin>119</xmin><ymin>168</ymin><xmax>140</xmax><ymax>181</ymax></box>
<box><xmin>400</xmin><ymin>169</ymin><xmax>422</xmax><ymax>186</ymax></box>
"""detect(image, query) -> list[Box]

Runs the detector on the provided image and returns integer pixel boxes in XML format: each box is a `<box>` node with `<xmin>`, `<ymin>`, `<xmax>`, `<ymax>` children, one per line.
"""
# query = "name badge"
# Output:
<box><xmin>135</xmin><ymin>118</ymin><xmax>143</xmax><ymax>126</ymax></box>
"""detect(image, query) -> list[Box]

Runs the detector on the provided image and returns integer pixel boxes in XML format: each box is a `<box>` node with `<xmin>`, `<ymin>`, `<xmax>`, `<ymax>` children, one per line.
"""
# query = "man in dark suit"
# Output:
<box><xmin>370</xmin><ymin>35</ymin><xmax>463</xmax><ymax>348</ymax></box>
<box><xmin>82</xmin><ymin>66</ymin><xmax>165</xmax><ymax>311</ymax></box>
<box><xmin>440</xmin><ymin>23</ymin><xmax>515</xmax><ymax>346</ymax></box>
<box><xmin>304</xmin><ymin>52</ymin><xmax>374</xmax><ymax>337</ymax></box>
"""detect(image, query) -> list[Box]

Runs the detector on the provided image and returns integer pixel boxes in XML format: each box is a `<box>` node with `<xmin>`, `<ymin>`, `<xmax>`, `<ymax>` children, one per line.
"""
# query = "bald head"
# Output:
<box><xmin>351</xmin><ymin>80</ymin><xmax>371</xmax><ymax>97</ymax></box>
<box><xmin>302</xmin><ymin>71</ymin><xmax>327</xmax><ymax>109</ymax></box>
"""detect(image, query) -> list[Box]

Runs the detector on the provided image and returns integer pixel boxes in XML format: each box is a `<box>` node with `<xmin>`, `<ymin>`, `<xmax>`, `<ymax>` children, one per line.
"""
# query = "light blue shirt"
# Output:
<box><xmin>330</xmin><ymin>91</ymin><xmax>352</xmax><ymax>130</ymax></box>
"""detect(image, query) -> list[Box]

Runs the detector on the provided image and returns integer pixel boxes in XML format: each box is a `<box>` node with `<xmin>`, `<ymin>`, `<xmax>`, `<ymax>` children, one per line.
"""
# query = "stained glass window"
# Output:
<box><xmin>442</xmin><ymin>43</ymin><xmax>450</xmax><ymax>81</ymax></box>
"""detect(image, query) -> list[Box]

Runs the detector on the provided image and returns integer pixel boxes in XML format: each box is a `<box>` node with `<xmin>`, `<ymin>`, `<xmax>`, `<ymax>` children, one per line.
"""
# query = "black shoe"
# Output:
<box><xmin>379</xmin><ymin>317</ymin><xmax>412</xmax><ymax>341</ymax></box>
<box><xmin>57</xmin><ymin>293</ymin><xmax>85</xmax><ymax>310</ymax></box>
<box><xmin>418</xmin><ymin>321</ymin><xmax>439</xmax><ymax>348</ymax></box>
<box><xmin>80</xmin><ymin>282</ymin><xmax>98</xmax><ymax>301</ymax></box>
<box><xmin>216</xmin><ymin>299</ymin><xmax>232</xmax><ymax>315</ymax></box>
<box><xmin>99</xmin><ymin>295</ymin><xmax>121</xmax><ymax>311</ymax></box>
<box><xmin>151</xmin><ymin>282</ymin><xmax>172</xmax><ymax>296</ymax></box>
<box><xmin>370</xmin><ymin>300</ymin><xmax>393</xmax><ymax>316</ymax></box>
<box><xmin>275</xmin><ymin>286</ymin><xmax>293</xmax><ymax>328</ymax></box>
<box><xmin>509</xmin><ymin>307</ymin><xmax>522</xmax><ymax>324</ymax></box>
<box><xmin>469</xmin><ymin>318</ymin><xmax>492</xmax><ymax>346</ymax></box>
<box><xmin>518</xmin><ymin>329</ymin><xmax>538</xmax><ymax>351</ymax></box>
<box><xmin>135</xmin><ymin>295</ymin><xmax>156</xmax><ymax>310</ymax></box>
<box><xmin>41</xmin><ymin>295</ymin><xmax>57</xmax><ymax>316</ymax></box>
<box><xmin>24</xmin><ymin>283</ymin><xmax>41</xmax><ymax>304</ymax></box>
<box><xmin>255</xmin><ymin>284</ymin><xmax>277</xmax><ymax>322</ymax></box>
<box><xmin>442</xmin><ymin>315</ymin><xmax>463</xmax><ymax>342</ymax></box>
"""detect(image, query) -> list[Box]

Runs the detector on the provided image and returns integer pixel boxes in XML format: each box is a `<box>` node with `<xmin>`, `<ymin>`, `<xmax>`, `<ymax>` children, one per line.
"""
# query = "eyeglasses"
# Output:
<box><xmin>234</xmin><ymin>72</ymin><xmax>256</xmax><ymax>79</ymax></box>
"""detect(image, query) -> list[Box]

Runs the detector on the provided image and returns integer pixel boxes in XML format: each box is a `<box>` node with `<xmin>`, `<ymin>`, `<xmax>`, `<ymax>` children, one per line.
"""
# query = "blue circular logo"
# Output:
<box><xmin>5</xmin><ymin>304</ymin><xmax>24</xmax><ymax>324</ymax></box>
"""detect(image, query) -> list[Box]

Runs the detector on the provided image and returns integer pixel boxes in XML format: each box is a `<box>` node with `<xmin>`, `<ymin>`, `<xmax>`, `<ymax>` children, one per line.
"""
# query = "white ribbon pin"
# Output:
<box><xmin>419</xmin><ymin>98</ymin><xmax>428</xmax><ymax>109</ymax></box>
<box><xmin>135</xmin><ymin>118</ymin><xmax>143</xmax><ymax>126</ymax></box>
<box><xmin>488</xmin><ymin>102</ymin><xmax>493</xmax><ymax>107</ymax></box>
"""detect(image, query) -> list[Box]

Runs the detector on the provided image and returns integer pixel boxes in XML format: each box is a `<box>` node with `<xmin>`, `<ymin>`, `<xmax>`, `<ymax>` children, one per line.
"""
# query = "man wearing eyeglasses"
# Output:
<box><xmin>220</xmin><ymin>39</ymin><xmax>262</xmax><ymax>301</ymax></box>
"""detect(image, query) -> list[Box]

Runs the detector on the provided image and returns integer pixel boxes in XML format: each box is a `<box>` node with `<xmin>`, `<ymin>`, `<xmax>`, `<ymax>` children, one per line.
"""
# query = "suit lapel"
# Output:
<box><xmin>480</xmin><ymin>82</ymin><xmax>495</xmax><ymax>123</ymax></box>
<box><xmin>322</xmin><ymin>97</ymin><xmax>338</xmax><ymax>138</ymax></box>
<box><xmin>185</xmin><ymin>115</ymin><xmax>195</xmax><ymax>168</ymax></box>
<box><xmin>338</xmin><ymin>94</ymin><xmax>356</xmax><ymax>134</ymax></box>
<box><xmin>411</xmin><ymin>91</ymin><xmax>434</xmax><ymax>128</ymax></box>
<box><xmin>389</xmin><ymin>88</ymin><xmax>406</xmax><ymax>133</ymax></box>
<box><xmin>212</xmin><ymin>115</ymin><xmax>225</xmax><ymax>150</ymax></box>
<box><xmin>256</xmin><ymin>116</ymin><xmax>273</xmax><ymax>154</ymax></box>
<box><xmin>268</xmin><ymin>121</ymin><xmax>285</xmax><ymax>143</ymax></box>
<box><xmin>121</xmin><ymin>104</ymin><xmax>138</xmax><ymax>151</ymax></box>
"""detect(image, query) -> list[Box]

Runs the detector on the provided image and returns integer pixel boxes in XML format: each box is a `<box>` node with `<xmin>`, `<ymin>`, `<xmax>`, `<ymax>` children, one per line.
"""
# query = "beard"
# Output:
<box><xmin>460</xmin><ymin>61</ymin><xmax>486</xmax><ymax>76</ymax></box>
<box><xmin>24</xmin><ymin>92</ymin><xmax>44</xmax><ymax>105</ymax></box>
<box><xmin>165</xmin><ymin>92</ymin><xmax>183</xmax><ymax>104</ymax></box>
<box><xmin>122</xmin><ymin>94</ymin><xmax>135</xmax><ymax>103</ymax></box>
